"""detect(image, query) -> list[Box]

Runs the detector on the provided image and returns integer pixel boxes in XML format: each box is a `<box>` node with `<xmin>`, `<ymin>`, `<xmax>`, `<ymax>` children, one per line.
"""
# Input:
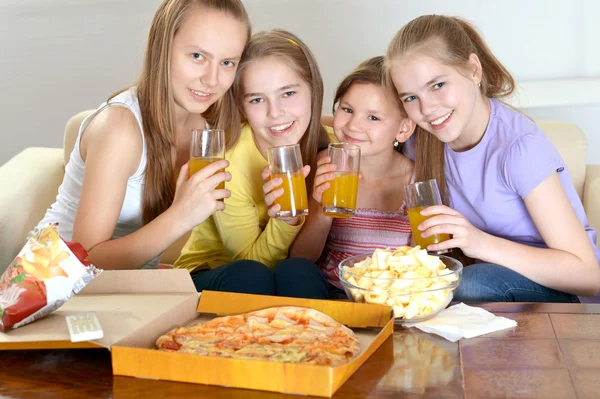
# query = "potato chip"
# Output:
<box><xmin>365</xmin><ymin>287</ymin><xmax>388</xmax><ymax>305</ymax></box>
<box><xmin>346</xmin><ymin>276</ymin><xmax>359</xmax><ymax>287</ymax></box>
<box><xmin>340</xmin><ymin>246</ymin><xmax>460</xmax><ymax>320</ymax></box>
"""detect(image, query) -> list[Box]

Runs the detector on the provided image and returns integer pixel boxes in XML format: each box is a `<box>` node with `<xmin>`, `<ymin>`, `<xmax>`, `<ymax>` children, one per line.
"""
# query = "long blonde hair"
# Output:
<box><xmin>386</xmin><ymin>15</ymin><xmax>514</xmax><ymax>99</ymax></box>
<box><xmin>114</xmin><ymin>0</ymin><xmax>250</xmax><ymax>225</ymax></box>
<box><xmin>385</xmin><ymin>15</ymin><xmax>516</xmax><ymax>206</ymax></box>
<box><xmin>231</xmin><ymin>29</ymin><xmax>329</xmax><ymax>174</ymax></box>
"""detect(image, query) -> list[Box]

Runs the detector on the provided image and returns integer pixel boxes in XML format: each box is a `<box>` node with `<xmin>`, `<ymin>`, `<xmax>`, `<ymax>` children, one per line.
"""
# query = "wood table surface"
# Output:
<box><xmin>1</xmin><ymin>303</ymin><xmax>600</xmax><ymax>399</ymax></box>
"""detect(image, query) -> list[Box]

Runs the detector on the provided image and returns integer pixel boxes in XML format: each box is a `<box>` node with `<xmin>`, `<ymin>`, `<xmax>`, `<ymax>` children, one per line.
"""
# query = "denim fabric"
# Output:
<box><xmin>191</xmin><ymin>258</ymin><xmax>328</xmax><ymax>299</ymax></box>
<box><xmin>191</xmin><ymin>260</ymin><xmax>275</xmax><ymax>295</ymax></box>
<box><xmin>454</xmin><ymin>263</ymin><xmax>580</xmax><ymax>303</ymax></box>
<box><xmin>328</xmin><ymin>283</ymin><xmax>349</xmax><ymax>300</ymax></box>
<box><xmin>273</xmin><ymin>258</ymin><xmax>329</xmax><ymax>299</ymax></box>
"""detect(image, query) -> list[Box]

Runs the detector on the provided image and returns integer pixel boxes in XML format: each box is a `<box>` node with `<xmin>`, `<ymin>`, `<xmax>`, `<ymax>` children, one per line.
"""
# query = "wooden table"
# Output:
<box><xmin>1</xmin><ymin>303</ymin><xmax>600</xmax><ymax>398</ymax></box>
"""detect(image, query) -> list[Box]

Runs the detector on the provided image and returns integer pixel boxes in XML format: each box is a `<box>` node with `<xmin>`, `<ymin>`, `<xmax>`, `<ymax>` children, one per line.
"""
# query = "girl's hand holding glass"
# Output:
<box><xmin>312</xmin><ymin>156</ymin><xmax>337</xmax><ymax>204</ymax></box>
<box><xmin>265</xmin><ymin>144</ymin><xmax>310</xmax><ymax>224</ymax></box>
<box><xmin>320</xmin><ymin>143</ymin><xmax>360</xmax><ymax>218</ymax></box>
<box><xmin>404</xmin><ymin>179</ymin><xmax>452</xmax><ymax>254</ymax></box>
<box><xmin>188</xmin><ymin>129</ymin><xmax>226</xmax><ymax>189</ymax></box>
<box><xmin>417</xmin><ymin>205</ymin><xmax>488</xmax><ymax>259</ymax></box>
<box><xmin>262</xmin><ymin>163</ymin><xmax>310</xmax><ymax>225</ymax></box>
<box><xmin>172</xmin><ymin>159</ymin><xmax>231</xmax><ymax>232</ymax></box>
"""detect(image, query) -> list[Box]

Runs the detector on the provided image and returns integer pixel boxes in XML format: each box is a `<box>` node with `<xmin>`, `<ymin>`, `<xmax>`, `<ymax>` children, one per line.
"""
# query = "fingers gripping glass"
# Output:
<box><xmin>189</xmin><ymin>129</ymin><xmax>226</xmax><ymax>190</ymax></box>
<box><xmin>404</xmin><ymin>179</ymin><xmax>451</xmax><ymax>254</ymax></box>
<box><xmin>267</xmin><ymin>144</ymin><xmax>309</xmax><ymax>219</ymax></box>
<box><xmin>322</xmin><ymin>143</ymin><xmax>360</xmax><ymax>218</ymax></box>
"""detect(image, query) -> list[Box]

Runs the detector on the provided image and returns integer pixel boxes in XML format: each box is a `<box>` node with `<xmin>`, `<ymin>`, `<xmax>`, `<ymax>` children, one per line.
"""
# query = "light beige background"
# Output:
<box><xmin>1</xmin><ymin>0</ymin><xmax>599</xmax><ymax>165</ymax></box>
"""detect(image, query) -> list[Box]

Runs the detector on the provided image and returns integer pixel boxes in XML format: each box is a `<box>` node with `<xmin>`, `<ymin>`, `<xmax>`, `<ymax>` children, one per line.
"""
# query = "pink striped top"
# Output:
<box><xmin>317</xmin><ymin>206</ymin><xmax>412</xmax><ymax>289</ymax></box>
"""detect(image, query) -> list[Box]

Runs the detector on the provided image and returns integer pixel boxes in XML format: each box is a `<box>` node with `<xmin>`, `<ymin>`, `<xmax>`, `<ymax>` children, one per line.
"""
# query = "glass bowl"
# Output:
<box><xmin>338</xmin><ymin>253</ymin><xmax>463</xmax><ymax>324</ymax></box>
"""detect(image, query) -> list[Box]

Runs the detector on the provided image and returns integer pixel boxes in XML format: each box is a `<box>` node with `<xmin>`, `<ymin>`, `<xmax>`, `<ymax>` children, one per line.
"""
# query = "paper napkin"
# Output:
<box><xmin>406</xmin><ymin>303</ymin><xmax>517</xmax><ymax>342</ymax></box>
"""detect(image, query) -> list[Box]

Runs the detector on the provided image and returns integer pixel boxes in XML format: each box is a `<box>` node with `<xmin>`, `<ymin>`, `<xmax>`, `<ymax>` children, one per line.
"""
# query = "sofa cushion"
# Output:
<box><xmin>536</xmin><ymin>120</ymin><xmax>587</xmax><ymax>199</ymax></box>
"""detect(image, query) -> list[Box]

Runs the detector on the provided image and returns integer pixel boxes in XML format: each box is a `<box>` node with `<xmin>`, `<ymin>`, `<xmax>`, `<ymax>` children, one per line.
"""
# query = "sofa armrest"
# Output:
<box><xmin>584</xmin><ymin>164</ymin><xmax>600</xmax><ymax>246</ymax></box>
<box><xmin>0</xmin><ymin>148</ymin><xmax>64</xmax><ymax>272</ymax></box>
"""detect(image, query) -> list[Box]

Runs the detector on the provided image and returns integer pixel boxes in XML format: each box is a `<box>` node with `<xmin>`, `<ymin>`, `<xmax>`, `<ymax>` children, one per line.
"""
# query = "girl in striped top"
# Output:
<box><xmin>290</xmin><ymin>56</ymin><xmax>416</xmax><ymax>296</ymax></box>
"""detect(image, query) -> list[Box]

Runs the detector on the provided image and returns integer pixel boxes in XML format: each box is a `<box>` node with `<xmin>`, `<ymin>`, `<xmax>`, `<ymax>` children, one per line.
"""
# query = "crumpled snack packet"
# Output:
<box><xmin>0</xmin><ymin>223</ymin><xmax>102</xmax><ymax>332</ymax></box>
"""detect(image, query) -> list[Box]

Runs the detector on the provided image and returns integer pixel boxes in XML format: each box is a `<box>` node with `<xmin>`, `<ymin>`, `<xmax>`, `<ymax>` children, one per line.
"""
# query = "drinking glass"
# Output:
<box><xmin>267</xmin><ymin>144</ymin><xmax>309</xmax><ymax>219</ymax></box>
<box><xmin>404</xmin><ymin>179</ymin><xmax>451</xmax><ymax>254</ymax></box>
<box><xmin>322</xmin><ymin>142</ymin><xmax>360</xmax><ymax>218</ymax></box>
<box><xmin>189</xmin><ymin>129</ymin><xmax>225</xmax><ymax>190</ymax></box>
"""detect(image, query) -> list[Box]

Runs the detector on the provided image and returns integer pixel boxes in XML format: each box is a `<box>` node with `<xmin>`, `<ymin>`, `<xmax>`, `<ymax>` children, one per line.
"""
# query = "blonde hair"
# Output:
<box><xmin>384</xmin><ymin>15</ymin><xmax>518</xmax><ymax>204</ymax></box>
<box><xmin>231</xmin><ymin>29</ymin><xmax>329</xmax><ymax>174</ymax></box>
<box><xmin>113</xmin><ymin>0</ymin><xmax>250</xmax><ymax>225</ymax></box>
<box><xmin>385</xmin><ymin>15</ymin><xmax>510</xmax><ymax>265</ymax></box>
<box><xmin>385</xmin><ymin>14</ymin><xmax>515</xmax><ymax>100</ymax></box>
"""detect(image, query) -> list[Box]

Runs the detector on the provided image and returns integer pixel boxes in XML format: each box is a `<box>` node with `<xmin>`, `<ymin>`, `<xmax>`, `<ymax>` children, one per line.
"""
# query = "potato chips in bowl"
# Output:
<box><xmin>338</xmin><ymin>246</ymin><xmax>462</xmax><ymax>324</ymax></box>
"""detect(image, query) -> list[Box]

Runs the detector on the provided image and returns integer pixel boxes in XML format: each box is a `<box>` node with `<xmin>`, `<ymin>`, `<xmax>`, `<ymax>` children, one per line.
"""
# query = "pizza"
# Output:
<box><xmin>156</xmin><ymin>306</ymin><xmax>360</xmax><ymax>366</ymax></box>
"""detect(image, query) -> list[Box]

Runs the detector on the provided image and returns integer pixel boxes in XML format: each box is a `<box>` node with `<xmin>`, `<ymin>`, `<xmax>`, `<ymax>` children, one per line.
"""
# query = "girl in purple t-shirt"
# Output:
<box><xmin>385</xmin><ymin>15</ymin><xmax>600</xmax><ymax>302</ymax></box>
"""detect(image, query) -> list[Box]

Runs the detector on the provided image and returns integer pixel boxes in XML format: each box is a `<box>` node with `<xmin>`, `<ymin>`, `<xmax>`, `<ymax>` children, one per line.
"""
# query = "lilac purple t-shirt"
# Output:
<box><xmin>405</xmin><ymin>98</ymin><xmax>600</xmax><ymax>263</ymax></box>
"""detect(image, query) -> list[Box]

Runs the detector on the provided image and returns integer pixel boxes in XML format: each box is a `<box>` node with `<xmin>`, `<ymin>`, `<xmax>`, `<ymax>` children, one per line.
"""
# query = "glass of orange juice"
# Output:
<box><xmin>189</xmin><ymin>129</ymin><xmax>225</xmax><ymax>190</ymax></box>
<box><xmin>267</xmin><ymin>144</ymin><xmax>309</xmax><ymax>219</ymax></box>
<box><xmin>322</xmin><ymin>142</ymin><xmax>360</xmax><ymax>218</ymax></box>
<box><xmin>404</xmin><ymin>179</ymin><xmax>451</xmax><ymax>254</ymax></box>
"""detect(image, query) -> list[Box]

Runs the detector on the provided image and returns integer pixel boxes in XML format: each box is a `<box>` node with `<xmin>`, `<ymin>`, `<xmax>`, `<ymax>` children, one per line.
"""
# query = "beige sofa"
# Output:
<box><xmin>1</xmin><ymin>111</ymin><xmax>599</xmax><ymax>273</ymax></box>
<box><xmin>0</xmin><ymin>110</ymin><xmax>191</xmax><ymax>272</ymax></box>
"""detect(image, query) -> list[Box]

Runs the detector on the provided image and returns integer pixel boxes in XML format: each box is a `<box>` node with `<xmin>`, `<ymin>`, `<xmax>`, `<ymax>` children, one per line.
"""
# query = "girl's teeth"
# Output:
<box><xmin>270</xmin><ymin>121</ymin><xmax>294</xmax><ymax>132</ymax></box>
<box><xmin>191</xmin><ymin>89</ymin><xmax>209</xmax><ymax>97</ymax></box>
<box><xmin>431</xmin><ymin>111</ymin><xmax>452</xmax><ymax>126</ymax></box>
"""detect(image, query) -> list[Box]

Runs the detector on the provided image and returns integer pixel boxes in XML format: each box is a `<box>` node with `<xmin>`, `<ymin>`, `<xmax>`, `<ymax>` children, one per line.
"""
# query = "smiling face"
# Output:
<box><xmin>390</xmin><ymin>52</ymin><xmax>488</xmax><ymax>151</ymax></box>
<box><xmin>333</xmin><ymin>83</ymin><xmax>413</xmax><ymax>157</ymax></box>
<box><xmin>170</xmin><ymin>5</ymin><xmax>247</xmax><ymax>117</ymax></box>
<box><xmin>241</xmin><ymin>56</ymin><xmax>312</xmax><ymax>154</ymax></box>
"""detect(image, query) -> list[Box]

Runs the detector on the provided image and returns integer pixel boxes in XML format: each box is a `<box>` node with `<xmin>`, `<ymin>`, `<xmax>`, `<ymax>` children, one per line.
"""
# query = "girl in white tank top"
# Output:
<box><xmin>35</xmin><ymin>89</ymin><xmax>160</xmax><ymax>268</ymax></box>
<box><xmin>32</xmin><ymin>0</ymin><xmax>249</xmax><ymax>270</ymax></box>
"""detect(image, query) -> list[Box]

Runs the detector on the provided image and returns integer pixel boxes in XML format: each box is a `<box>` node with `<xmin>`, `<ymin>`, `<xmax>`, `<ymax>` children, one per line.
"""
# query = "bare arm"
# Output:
<box><xmin>424</xmin><ymin>173</ymin><xmax>600</xmax><ymax>296</ymax></box>
<box><xmin>289</xmin><ymin>152</ymin><xmax>335</xmax><ymax>261</ymax></box>
<box><xmin>289</xmin><ymin>197</ymin><xmax>333</xmax><ymax>261</ymax></box>
<box><xmin>73</xmin><ymin>107</ymin><xmax>230</xmax><ymax>269</ymax></box>
<box><xmin>482</xmin><ymin>173</ymin><xmax>600</xmax><ymax>296</ymax></box>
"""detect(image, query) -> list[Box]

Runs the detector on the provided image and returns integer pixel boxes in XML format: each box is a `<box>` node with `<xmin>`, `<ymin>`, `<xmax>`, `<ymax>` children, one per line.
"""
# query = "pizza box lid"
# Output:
<box><xmin>0</xmin><ymin>269</ymin><xmax>198</xmax><ymax>350</ymax></box>
<box><xmin>109</xmin><ymin>290</ymin><xmax>395</xmax><ymax>397</ymax></box>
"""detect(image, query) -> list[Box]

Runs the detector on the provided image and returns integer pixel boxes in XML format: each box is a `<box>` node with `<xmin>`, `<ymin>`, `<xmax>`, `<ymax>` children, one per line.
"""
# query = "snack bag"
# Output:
<box><xmin>0</xmin><ymin>223</ymin><xmax>102</xmax><ymax>332</ymax></box>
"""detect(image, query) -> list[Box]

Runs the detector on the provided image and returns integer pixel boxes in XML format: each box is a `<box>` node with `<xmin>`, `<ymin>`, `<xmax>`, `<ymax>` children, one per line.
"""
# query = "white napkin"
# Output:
<box><xmin>406</xmin><ymin>303</ymin><xmax>517</xmax><ymax>342</ymax></box>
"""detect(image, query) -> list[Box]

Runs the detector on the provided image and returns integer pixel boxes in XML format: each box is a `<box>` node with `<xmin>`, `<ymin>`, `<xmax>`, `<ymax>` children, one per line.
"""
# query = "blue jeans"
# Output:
<box><xmin>328</xmin><ymin>283</ymin><xmax>349</xmax><ymax>300</ymax></box>
<box><xmin>454</xmin><ymin>263</ymin><xmax>580</xmax><ymax>303</ymax></box>
<box><xmin>191</xmin><ymin>258</ymin><xmax>328</xmax><ymax>299</ymax></box>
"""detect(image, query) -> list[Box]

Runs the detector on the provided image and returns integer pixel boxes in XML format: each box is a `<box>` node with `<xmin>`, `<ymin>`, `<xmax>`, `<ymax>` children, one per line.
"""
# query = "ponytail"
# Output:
<box><xmin>450</xmin><ymin>17</ymin><xmax>514</xmax><ymax>99</ymax></box>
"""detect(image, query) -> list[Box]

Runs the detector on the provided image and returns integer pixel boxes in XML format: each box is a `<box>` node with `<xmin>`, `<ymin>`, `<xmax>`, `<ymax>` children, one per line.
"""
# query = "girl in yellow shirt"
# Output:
<box><xmin>174</xmin><ymin>30</ymin><xmax>332</xmax><ymax>298</ymax></box>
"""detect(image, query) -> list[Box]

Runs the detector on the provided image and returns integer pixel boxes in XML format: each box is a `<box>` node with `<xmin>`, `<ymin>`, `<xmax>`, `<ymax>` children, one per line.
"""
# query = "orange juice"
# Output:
<box><xmin>272</xmin><ymin>172</ymin><xmax>308</xmax><ymax>217</ymax></box>
<box><xmin>322</xmin><ymin>172</ymin><xmax>359</xmax><ymax>218</ymax></box>
<box><xmin>189</xmin><ymin>157</ymin><xmax>225</xmax><ymax>190</ymax></box>
<box><xmin>407</xmin><ymin>206</ymin><xmax>451</xmax><ymax>249</ymax></box>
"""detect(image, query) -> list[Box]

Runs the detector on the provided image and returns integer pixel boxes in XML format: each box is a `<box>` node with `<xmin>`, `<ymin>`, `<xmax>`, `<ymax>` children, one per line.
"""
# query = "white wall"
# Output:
<box><xmin>0</xmin><ymin>0</ymin><xmax>160</xmax><ymax>164</ymax></box>
<box><xmin>1</xmin><ymin>0</ymin><xmax>599</xmax><ymax>165</ymax></box>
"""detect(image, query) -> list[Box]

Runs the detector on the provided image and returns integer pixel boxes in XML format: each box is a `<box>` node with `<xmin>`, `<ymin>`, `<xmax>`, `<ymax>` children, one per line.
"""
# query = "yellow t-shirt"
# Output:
<box><xmin>174</xmin><ymin>124</ymin><xmax>336</xmax><ymax>272</ymax></box>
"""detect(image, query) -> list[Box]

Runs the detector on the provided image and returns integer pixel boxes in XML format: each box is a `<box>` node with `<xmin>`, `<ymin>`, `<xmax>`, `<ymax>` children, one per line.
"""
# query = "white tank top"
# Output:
<box><xmin>35</xmin><ymin>89</ymin><xmax>161</xmax><ymax>269</ymax></box>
